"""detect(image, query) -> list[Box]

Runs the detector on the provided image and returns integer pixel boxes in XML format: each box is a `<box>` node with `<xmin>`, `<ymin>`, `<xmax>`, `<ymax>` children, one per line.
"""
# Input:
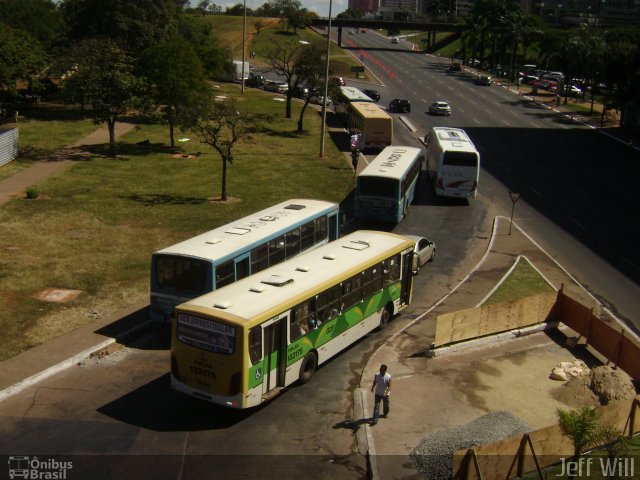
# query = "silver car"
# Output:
<box><xmin>428</xmin><ymin>101</ymin><xmax>451</xmax><ymax>116</ymax></box>
<box><xmin>406</xmin><ymin>235</ymin><xmax>436</xmax><ymax>274</ymax></box>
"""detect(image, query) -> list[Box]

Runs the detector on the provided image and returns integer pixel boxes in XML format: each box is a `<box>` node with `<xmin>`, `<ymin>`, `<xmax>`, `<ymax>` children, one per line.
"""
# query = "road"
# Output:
<box><xmin>342</xmin><ymin>28</ymin><xmax>640</xmax><ymax>332</ymax></box>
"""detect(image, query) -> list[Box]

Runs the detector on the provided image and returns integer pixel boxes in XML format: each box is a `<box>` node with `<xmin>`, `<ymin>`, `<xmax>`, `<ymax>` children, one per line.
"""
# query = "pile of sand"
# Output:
<box><xmin>552</xmin><ymin>364</ymin><xmax>637</xmax><ymax>408</ymax></box>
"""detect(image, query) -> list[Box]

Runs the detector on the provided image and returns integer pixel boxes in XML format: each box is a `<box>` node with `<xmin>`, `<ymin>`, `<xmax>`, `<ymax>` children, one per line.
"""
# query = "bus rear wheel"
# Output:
<box><xmin>299</xmin><ymin>352</ymin><xmax>318</xmax><ymax>384</ymax></box>
<box><xmin>378</xmin><ymin>306</ymin><xmax>392</xmax><ymax>330</ymax></box>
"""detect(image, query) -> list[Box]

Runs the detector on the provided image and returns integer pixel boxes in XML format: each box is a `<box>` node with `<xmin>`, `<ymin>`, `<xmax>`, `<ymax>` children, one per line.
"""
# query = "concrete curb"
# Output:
<box><xmin>0</xmin><ymin>337</ymin><xmax>116</xmax><ymax>403</ymax></box>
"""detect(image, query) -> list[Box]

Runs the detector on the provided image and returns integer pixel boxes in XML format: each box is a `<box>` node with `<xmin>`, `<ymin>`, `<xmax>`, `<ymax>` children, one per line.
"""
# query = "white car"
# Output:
<box><xmin>405</xmin><ymin>235</ymin><xmax>436</xmax><ymax>273</ymax></box>
<box><xmin>264</xmin><ymin>81</ymin><xmax>288</xmax><ymax>94</ymax></box>
<box><xmin>428</xmin><ymin>101</ymin><xmax>452</xmax><ymax>116</ymax></box>
<box><xmin>308</xmin><ymin>95</ymin><xmax>331</xmax><ymax>107</ymax></box>
<box><xmin>392</xmin><ymin>37</ymin><xmax>400</xmax><ymax>44</ymax></box>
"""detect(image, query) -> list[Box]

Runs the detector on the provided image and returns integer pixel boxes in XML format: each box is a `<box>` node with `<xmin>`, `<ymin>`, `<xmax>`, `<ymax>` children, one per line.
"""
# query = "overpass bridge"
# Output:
<box><xmin>310</xmin><ymin>18</ymin><xmax>460</xmax><ymax>51</ymax></box>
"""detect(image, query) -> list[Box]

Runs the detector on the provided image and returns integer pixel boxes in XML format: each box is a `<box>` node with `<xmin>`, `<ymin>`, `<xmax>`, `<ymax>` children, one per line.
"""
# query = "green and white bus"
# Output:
<box><xmin>151</xmin><ymin>199</ymin><xmax>341</xmax><ymax>323</ymax></box>
<box><xmin>354</xmin><ymin>146</ymin><xmax>423</xmax><ymax>223</ymax></box>
<box><xmin>170</xmin><ymin>230</ymin><xmax>415</xmax><ymax>408</ymax></box>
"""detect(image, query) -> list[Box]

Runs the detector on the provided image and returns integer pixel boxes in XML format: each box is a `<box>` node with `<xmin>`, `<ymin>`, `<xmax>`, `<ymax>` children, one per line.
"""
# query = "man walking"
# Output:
<box><xmin>370</xmin><ymin>364</ymin><xmax>391</xmax><ymax>426</ymax></box>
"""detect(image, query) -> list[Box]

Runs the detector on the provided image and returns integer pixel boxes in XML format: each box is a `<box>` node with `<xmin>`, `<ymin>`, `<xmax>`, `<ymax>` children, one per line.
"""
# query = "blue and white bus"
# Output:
<box><xmin>150</xmin><ymin>199</ymin><xmax>341</xmax><ymax>323</ymax></box>
<box><xmin>354</xmin><ymin>146</ymin><xmax>423</xmax><ymax>223</ymax></box>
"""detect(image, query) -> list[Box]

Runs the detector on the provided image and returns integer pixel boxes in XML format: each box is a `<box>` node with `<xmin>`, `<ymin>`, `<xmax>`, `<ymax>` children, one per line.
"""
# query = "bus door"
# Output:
<box><xmin>400</xmin><ymin>250</ymin><xmax>413</xmax><ymax>306</ymax></box>
<box><xmin>235</xmin><ymin>253</ymin><xmax>250</xmax><ymax>281</ymax></box>
<box><xmin>261</xmin><ymin>315</ymin><xmax>287</xmax><ymax>399</ymax></box>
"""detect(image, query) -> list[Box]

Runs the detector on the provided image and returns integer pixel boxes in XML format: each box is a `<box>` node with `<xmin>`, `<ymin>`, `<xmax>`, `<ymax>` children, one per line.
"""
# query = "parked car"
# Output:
<box><xmin>330</xmin><ymin>76</ymin><xmax>345</xmax><ymax>86</ymax></box>
<box><xmin>448</xmin><ymin>62</ymin><xmax>462</xmax><ymax>72</ymax></box>
<box><xmin>245</xmin><ymin>74</ymin><xmax>266</xmax><ymax>88</ymax></box>
<box><xmin>308</xmin><ymin>94</ymin><xmax>331</xmax><ymax>107</ymax></box>
<box><xmin>362</xmin><ymin>89</ymin><xmax>380</xmax><ymax>101</ymax></box>
<box><xmin>292</xmin><ymin>85</ymin><xmax>309</xmax><ymax>98</ymax></box>
<box><xmin>264</xmin><ymin>81</ymin><xmax>288</xmax><ymax>93</ymax></box>
<box><xmin>406</xmin><ymin>235</ymin><xmax>436</xmax><ymax>274</ymax></box>
<box><xmin>519</xmin><ymin>75</ymin><xmax>539</xmax><ymax>85</ymax></box>
<box><xmin>428</xmin><ymin>101</ymin><xmax>451</xmax><ymax>116</ymax></box>
<box><xmin>388</xmin><ymin>98</ymin><xmax>411</xmax><ymax>113</ymax></box>
<box><xmin>391</xmin><ymin>37</ymin><xmax>400</xmax><ymax>44</ymax></box>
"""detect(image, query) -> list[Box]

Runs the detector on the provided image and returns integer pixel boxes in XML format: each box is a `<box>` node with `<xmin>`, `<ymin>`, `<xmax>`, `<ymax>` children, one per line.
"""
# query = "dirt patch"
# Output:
<box><xmin>32</xmin><ymin>288</ymin><xmax>82</xmax><ymax>303</ymax></box>
<box><xmin>208</xmin><ymin>196</ymin><xmax>241</xmax><ymax>204</ymax></box>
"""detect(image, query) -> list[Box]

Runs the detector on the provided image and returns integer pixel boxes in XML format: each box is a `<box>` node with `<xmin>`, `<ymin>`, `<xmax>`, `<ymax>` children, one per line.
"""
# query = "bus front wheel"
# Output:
<box><xmin>299</xmin><ymin>352</ymin><xmax>318</xmax><ymax>384</ymax></box>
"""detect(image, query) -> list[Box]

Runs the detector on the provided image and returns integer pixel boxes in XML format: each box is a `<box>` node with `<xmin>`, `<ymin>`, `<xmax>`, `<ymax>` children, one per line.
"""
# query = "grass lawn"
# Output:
<box><xmin>0</xmin><ymin>83</ymin><xmax>353</xmax><ymax>361</ymax></box>
<box><xmin>0</xmin><ymin>103</ymin><xmax>98</xmax><ymax>182</ymax></box>
<box><xmin>483</xmin><ymin>256</ymin><xmax>555</xmax><ymax>306</ymax></box>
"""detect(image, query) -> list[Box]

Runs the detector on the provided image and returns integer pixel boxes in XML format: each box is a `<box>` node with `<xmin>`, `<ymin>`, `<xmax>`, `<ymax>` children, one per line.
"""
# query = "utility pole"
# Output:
<box><xmin>319</xmin><ymin>1</ymin><xmax>333</xmax><ymax>158</ymax></box>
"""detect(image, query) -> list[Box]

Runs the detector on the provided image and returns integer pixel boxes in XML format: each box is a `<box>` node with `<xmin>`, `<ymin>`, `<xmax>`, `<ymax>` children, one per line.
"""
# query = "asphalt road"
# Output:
<box><xmin>342</xmin><ymin>28</ymin><xmax>639</xmax><ymax>332</ymax></box>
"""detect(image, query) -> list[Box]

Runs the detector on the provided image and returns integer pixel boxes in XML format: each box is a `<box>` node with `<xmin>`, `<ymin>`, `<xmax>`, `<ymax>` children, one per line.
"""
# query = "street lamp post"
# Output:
<box><xmin>319</xmin><ymin>0</ymin><xmax>332</xmax><ymax>157</ymax></box>
<box><xmin>241</xmin><ymin>0</ymin><xmax>247</xmax><ymax>94</ymax></box>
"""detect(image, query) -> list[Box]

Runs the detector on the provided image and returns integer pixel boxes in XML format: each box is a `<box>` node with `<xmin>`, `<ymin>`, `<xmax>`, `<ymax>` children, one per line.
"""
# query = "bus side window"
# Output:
<box><xmin>341</xmin><ymin>273</ymin><xmax>363</xmax><ymax>310</ymax></box>
<box><xmin>383</xmin><ymin>254</ymin><xmax>401</xmax><ymax>286</ymax></box>
<box><xmin>248</xmin><ymin>326</ymin><xmax>262</xmax><ymax>365</ymax></box>
<box><xmin>362</xmin><ymin>264</ymin><xmax>382</xmax><ymax>298</ymax></box>
<box><xmin>268</xmin><ymin>235</ymin><xmax>285</xmax><ymax>266</ymax></box>
<box><xmin>300</xmin><ymin>221</ymin><xmax>315</xmax><ymax>251</ymax></box>
<box><xmin>285</xmin><ymin>228</ymin><xmax>301</xmax><ymax>259</ymax></box>
<box><xmin>251</xmin><ymin>243</ymin><xmax>269</xmax><ymax>274</ymax></box>
<box><xmin>216</xmin><ymin>260</ymin><xmax>235</xmax><ymax>289</ymax></box>
<box><xmin>314</xmin><ymin>216</ymin><xmax>327</xmax><ymax>244</ymax></box>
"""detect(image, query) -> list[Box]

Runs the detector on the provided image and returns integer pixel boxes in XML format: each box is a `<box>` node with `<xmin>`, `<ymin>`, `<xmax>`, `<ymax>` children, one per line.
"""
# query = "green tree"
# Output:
<box><xmin>62</xmin><ymin>39</ymin><xmax>147</xmax><ymax>157</ymax></box>
<box><xmin>0</xmin><ymin>0</ymin><xmax>63</xmax><ymax>49</ymax></box>
<box><xmin>139</xmin><ymin>37</ymin><xmax>210</xmax><ymax>148</ymax></box>
<box><xmin>0</xmin><ymin>25</ymin><xmax>47</xmax><ymax>96</ymax></box>
<box><xmin>59</xmin><ymin>0</ymin><xmax>180</xmax><ymax>53</ymax></box>
<box><xmin>557</xmin><ymin>406</ymin><xmax>602</xmax><ymax>461</ymax></box>
<box><xmin>181</xmin><ymin>98</ymin><xmax>256</xmax><ymax>201</ymax></box>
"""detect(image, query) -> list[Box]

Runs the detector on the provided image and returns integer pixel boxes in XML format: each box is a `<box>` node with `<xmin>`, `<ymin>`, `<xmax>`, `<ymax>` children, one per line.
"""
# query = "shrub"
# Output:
<box><xmin>25</xmin><ymin>186</ymin><xmax>39</xmax><ymax>199</ymax></box>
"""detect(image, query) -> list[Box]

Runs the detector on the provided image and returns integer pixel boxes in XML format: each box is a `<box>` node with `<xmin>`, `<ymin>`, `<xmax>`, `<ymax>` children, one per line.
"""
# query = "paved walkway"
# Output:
<box><xmin>0</xmin><ymin>122</ymin><xmax>135</xmax><ymax>206</ymax></box>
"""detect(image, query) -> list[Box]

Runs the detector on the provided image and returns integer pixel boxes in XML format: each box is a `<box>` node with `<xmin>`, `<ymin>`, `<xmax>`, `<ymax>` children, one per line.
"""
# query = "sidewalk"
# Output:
<box><xmin>355</xmin><ymin>216</ymin><xmax>634</xmax><ymax>479</ymax></box>
<box><xmin>0</xmin><ymin>121</ymin><xmax>135</xmax><ymax>206</ymax></box>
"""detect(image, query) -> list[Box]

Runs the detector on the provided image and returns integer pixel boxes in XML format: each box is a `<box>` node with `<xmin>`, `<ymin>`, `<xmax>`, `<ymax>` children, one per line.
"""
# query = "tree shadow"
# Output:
<box><xmin>124</xmin><ymin>193</ymin><xmax>209</xmax><ymax>206</ymax></box>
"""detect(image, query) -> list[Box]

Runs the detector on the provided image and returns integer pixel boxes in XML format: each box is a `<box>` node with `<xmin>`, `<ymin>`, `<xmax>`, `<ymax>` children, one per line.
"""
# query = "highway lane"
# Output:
<box><xmin>343</xmin><ymin>28</ymin><xmax>639</xmax><ymax>331</ymax></box>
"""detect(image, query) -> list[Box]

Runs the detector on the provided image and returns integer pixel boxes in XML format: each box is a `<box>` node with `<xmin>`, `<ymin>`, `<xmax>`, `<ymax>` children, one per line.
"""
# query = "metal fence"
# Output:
<box><xmin>0</xmin><ymin>128</ymin><xmax>19</xmax><ymax>167</ymax></box>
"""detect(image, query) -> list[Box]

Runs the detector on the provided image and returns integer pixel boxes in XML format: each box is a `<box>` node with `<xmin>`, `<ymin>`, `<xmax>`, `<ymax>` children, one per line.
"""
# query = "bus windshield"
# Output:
<box><xmin>156</xmin><ymin>255</ymin><xmax>210</xmax><ymax>293</ymax></box>
<box><xmin>358</xmin><ymin>177</ymin><xmax>399</xmax><ymax>199</ymax></box>
<box><xmin>443</xmin><ymin>151</ymin><xmax>478</xmax><ymax>167</ymax></box>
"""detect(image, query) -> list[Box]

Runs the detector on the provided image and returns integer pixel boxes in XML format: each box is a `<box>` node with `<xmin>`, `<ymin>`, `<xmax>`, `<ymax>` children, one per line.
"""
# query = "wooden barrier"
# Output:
<box><xmin>434</xmin><ymin>292</ymin><xmax>558</xmax><ymax>347</ymax></box>
<box><xmin>453</xmin><ymin>395</ymin><xmax>640</xmax><ymax>479</ymax></box>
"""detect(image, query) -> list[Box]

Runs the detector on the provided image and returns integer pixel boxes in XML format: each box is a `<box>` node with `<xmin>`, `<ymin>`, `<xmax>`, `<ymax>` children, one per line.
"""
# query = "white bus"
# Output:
<box><xmin>150</xmin><ymin>199</ymin><xmax>341</xmax><ymax>323</ymax></box>
<box><xmin>170</xmin><ymin>230</ymin><xmax>415</xmax><ymax>408</ymax></box>
<box><xmin>348</xmin><ymin>102</ymin><xmax>393</xmax><ymax>150</ymax></box>
<box><xmin>425</xmin><ymin>127</ymin><xmax>480</xmax><ymax>199</ymax></box>
<box><xmin>334</xmin><ymin>86</ymin><xmax>375</xmax><ymax>122</ymax></box>
<box><xmin>354</xmin><ymin>146</ymin><xmax>423</xmax><ymax>223</ymax></box>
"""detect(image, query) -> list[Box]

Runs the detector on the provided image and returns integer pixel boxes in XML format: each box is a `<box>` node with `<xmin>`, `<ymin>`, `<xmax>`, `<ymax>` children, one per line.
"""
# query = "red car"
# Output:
<box><xmin>330</xmin><ymin>76</ymin><xmax>345</xmax><ymax>86</ymax></box>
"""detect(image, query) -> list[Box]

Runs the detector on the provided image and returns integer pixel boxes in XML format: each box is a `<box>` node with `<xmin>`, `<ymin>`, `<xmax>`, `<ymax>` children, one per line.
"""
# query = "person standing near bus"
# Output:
<box><xmin>370</xmin><ymin>364</ymin><xmax>391</xmax><ymax>425</ymax></box>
